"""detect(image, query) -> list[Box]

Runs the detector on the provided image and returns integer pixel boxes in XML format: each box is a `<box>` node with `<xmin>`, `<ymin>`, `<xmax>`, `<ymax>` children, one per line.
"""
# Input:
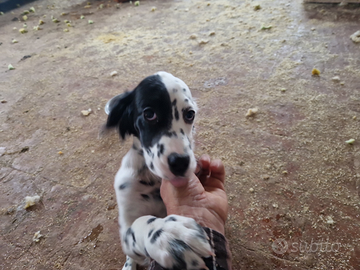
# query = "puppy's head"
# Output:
<box><xmin>105</xmin><ymin>72</ymin><xmax>198</xmax><ymax>182</ymax></box>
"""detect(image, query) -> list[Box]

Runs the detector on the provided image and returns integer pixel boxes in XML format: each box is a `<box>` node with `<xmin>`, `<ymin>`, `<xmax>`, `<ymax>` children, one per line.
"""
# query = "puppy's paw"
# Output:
<box><xmin>145</xmin><ymin>215</ymin><xmax>213</xmax><ymax>270</ymax></box>
<box><xmin>122</xmin><ymin>256</ymin><xmax>137</xmax><ymax>270</ymax></box>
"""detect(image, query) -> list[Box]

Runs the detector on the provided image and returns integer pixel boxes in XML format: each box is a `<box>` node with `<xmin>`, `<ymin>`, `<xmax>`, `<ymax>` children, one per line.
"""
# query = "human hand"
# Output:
<box><xmin>160</xmin><ymin>155</ymin><xmax>228</xmax><ymax>234</ymax></box>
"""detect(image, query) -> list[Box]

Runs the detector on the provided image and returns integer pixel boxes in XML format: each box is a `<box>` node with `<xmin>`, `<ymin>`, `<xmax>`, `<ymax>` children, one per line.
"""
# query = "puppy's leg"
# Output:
<box><xmin>115</xmin><ymin>149</ymin><xmax>165</xmax><ymax>269</ymax></box>
<box><xmin>122</xmin><ymin>256</ymin><xmax>136</xmax><ymax>270</ymax></box>
<box><xmin>116</xmin><ymin>174</ymin><xmax>150</xmax><ymax>269</ymax></box>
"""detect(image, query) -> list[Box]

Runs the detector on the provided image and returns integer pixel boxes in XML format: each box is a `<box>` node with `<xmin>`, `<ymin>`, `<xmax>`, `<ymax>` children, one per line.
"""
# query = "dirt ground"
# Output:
<box><xmin>0</xmin><ymin>0</ymin><xmax>360</xmax><ymax>269</ymax></box>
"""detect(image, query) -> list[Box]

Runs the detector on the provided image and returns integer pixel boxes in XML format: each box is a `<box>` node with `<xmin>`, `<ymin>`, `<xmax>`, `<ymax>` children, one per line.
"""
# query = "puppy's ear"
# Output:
<box><xmin>105</xmin><ymin>91</ymin><xmax>138</xmax><ymax>139</ymax></box>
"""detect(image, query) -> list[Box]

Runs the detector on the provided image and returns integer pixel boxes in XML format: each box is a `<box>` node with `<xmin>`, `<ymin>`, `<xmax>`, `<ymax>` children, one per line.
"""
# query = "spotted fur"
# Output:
<box><xmin>104</xmin><ymin>72</ymin><xmax>212</xmax><ymax>270</ymax></box>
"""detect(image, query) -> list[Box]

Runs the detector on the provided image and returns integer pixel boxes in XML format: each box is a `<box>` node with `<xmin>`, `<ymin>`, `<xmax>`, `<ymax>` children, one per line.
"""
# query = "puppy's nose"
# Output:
<box><xmin>167</xmin><ymin>153</ymin><xmax>190</xmax><ymax>177</ymax></box>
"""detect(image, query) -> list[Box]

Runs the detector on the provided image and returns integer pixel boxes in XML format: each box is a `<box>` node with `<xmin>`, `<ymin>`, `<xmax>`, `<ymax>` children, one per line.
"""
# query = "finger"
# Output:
<box><xmin>209</xmin><ymin>159</ymin><xmax>226</xmax><ymax>184</ymax></box>
<box><xmin>160</xmin><ymin>178</ymin><xmax>181</xmax><ymax>198</ymax></box>
<box><xmin>198</xmin><ymin>154</ymin><xmax>211</xmax><ymax>182</ymax></box>
<box><xmin>161</xmin><ymin>174</ymin><xmax>204</xmax><ymax>200</ymax></box>
<box><xmin>199</xmin><ymin>154</ymin><xmax>210</xmax><ymax>171</ymax></box>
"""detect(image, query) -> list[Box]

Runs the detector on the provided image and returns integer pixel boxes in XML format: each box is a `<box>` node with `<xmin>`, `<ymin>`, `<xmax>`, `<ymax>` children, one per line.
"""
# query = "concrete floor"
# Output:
<box><xmin>1</xmin><ymin>0</ymin><xmax>360</xmax><ymax>269</ymax></box>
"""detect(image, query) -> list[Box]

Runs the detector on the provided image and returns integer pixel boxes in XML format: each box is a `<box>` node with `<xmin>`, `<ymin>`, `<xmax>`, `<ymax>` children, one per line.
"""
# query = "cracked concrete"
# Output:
<box><xmin>1</xmin><ymin>0</ymin><xmax>360</xmax><ymax>269</ymax></box>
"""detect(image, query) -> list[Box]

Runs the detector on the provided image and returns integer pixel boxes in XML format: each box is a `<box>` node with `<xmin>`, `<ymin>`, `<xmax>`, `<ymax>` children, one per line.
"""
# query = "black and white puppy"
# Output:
<box><xmin>104</xmin><ymin>72</ymin><xmax>212</xmax><ymax>270</ymax></box>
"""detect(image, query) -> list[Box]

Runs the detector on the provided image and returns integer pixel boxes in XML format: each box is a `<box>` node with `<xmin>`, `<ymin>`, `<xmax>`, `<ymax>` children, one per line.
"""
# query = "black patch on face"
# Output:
<box><xmin>180</xmin><ymin>128</ymin><xmax>185</xmax><ymax>135</ymax></box>
<box><xmin>134</xmin><ymin>75</ymin><xmax>173</xmax><ymax>148</ymax></box>
<box><xmin>141</xmin><ymin>194</ymin><xmax>150</xmax><ymax>200</ymax></box>
<box><xmin>164</xmin><ymin>131</ymin><xmax>177</xmax><ymax>138</ymax></box>
<box><xmin>164</xmin><ymin>131</ymin><xmax>173</xmax><ymax>137</ymax></box>
<box><xmin>148</xmin><ymin>229</ymin><xmax>154</xmax><ymax>238</ymax></box>
<box><xmin>174</xmin><ymin>106</ymin><xmax>179</xmax><ymax>121</ymax></box>
<box><xmin>106</xmin><ymin>75</ymin><xmax>174</xmax><ymax>148</ymax></box>
<box><xmin>150</xmin><ymin>229</ymin><xmax>163</xmax><ymax>244</ymax></box>
<box><xmin>138</xmin><ymin>149</ymin><xmax>144</xmax><ymax>156</ymax></box>
<box><xmin>172</xmin><ymin>99</ymin><xmax>177</xmax><ymax>106</ymax></box>
<box><xmin>184</xmin><ymin>98</ymin><xmax>189</xmax><ymax>102</ymax></box>
<box><xmin>157</xmin><ymin>144</ymin><xmax>164</xmax><ymax>157</ymax></box>
<box><xmin>150</xmin><ymin>162</ymin><xmax>154</xmax><ymax>170</ymax></box>
<box><xmin>165</xmin><ymin>216</ymin><xmax>177</xmax><ymax>222</ymax></box>
<box><xmin>147</xmin><ymin>217</ymin><xmax>156</xmax><ymax>224</ymax></box>
<box><xmin>183</xmin><ymin>88</ymin><xmax>186</xmax><ymax>92</ymax></box>
<box><xmin>144</xmin><ymin>248</ymin><xmax>150</xmax><ymax>257</ymax></box>
<box><xmin>119</xmin><ymin>183</ymin><xmax>130</xmax><ymax>190</ymax></box>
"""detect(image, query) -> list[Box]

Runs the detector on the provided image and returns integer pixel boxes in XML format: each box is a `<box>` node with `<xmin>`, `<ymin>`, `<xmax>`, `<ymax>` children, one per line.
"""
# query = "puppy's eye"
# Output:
<box><xmin>184</xmin><ymin>109</ymin><xmax>195</xmax><ymax>123</ymax></box>
<box><xmin>143</xmin><ymin>108</ymin><xmax>157</xmax><ymax>121</ymax></box>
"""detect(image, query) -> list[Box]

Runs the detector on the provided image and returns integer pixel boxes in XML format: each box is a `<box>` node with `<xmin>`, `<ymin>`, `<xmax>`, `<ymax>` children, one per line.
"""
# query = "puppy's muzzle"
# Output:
<box><xmin>167</xmin><ymin>153</ymin><xmax>190</xmax><ymax>177</ymax></box>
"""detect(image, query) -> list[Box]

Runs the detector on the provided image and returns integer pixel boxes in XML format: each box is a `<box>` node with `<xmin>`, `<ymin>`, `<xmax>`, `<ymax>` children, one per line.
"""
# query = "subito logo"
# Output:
<box><xmin>272</xmin><ymin>238</ymin><xmax>288</xmax><ymax>254</ymax></box>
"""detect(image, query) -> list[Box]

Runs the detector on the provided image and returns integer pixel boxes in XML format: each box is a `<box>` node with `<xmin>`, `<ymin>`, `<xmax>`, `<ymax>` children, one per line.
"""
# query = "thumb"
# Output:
<box><xmin>160</xmin><ymin>174</ymin><xmax>205</xmax><ymax>201</ymax></box>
